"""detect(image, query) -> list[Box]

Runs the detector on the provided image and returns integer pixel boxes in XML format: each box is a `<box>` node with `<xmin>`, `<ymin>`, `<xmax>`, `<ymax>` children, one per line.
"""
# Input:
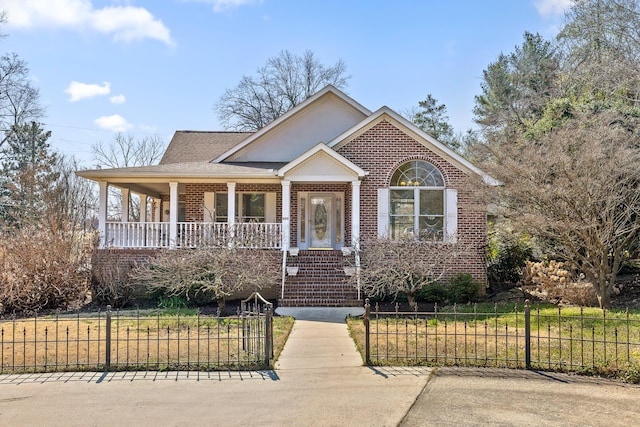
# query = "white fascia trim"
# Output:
<box><xmin>277</xmin><ymin>142</ymin><xmax>367</xmax><ymax>178</ymax></box>
<box><xmin>211</xmin><ymin>85</ymin><xmax>373</xmax><ymax>163</ymax></box>
<box><xmin>328</xmin><ymin>106</ymin><xmax>500</xmax><ymax>186</ymax></box>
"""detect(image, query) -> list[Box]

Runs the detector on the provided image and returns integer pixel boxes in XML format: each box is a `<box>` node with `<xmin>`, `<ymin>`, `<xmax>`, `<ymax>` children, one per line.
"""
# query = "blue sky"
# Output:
<box><xmin>0</xmin><ymin>0</ymin><xmax>570</xmax><ymax>166</ymax></box>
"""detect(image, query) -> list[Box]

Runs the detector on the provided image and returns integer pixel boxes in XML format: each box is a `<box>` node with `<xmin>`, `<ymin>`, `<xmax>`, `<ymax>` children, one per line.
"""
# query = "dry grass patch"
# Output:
<box><xmin>1</xmin><ymin>313</ymin><xmax>294</xmax><ymax>373</ymax></box>
<box><xmin>347</xmin><ymin>304</ymin><xmax>640</xmax><ymax>382</ymax></box>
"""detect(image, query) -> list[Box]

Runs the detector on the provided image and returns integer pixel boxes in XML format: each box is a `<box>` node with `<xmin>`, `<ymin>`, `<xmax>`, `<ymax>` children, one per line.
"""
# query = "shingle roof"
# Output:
<box><xmin>160</xmin><ymin>131</ymin><xmax>252</xmax><ymax>164</ymax></box>
<box><xmin>76</xmin><ymin>161</ymin><xmax>284</xmax><ymax>180</ymax></box>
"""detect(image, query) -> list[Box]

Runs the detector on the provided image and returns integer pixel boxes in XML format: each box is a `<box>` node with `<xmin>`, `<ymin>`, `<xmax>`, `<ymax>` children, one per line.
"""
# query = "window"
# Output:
<box><xmin>215</xmin><ymin>193</ymin><xmax>266</xmax><ymax>223</ymax></box>
<box><xmin>389</xmin><ymin>160</ymin><xmax>445</xmax><ymax>239</ymax></box>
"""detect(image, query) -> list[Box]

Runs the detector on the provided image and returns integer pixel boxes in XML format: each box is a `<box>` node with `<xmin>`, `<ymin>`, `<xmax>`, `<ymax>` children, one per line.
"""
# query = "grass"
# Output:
<box><xmin>1</xmin><ymin>311</ymin><xmax>294</xmax><ymax>374</ymax></box>
<box><xmin>348</xmin><ymin>303</ymin><xmax>640</xmax><ymax>382</ymax></box>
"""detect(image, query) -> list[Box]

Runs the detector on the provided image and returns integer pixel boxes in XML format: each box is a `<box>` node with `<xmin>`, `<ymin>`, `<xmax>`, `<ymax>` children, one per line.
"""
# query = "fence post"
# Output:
<box><xmin>364</xmin><ymin>298</ymin><xmax>370</xmax><ymax>365</ymax></box>
<box><xmin>265</xmin><ymin>304</ymin><xmax>273</xmax><ymax>367</ymax></box>
<box><xmin>524</xmin><ymin>299</ymin><xmax>531</xmax><ymax>370</ymax></box>
<box><xmin>105</xmin><ymin>305</ymin><xmax>112</xmax><ymax>371</ymax></box>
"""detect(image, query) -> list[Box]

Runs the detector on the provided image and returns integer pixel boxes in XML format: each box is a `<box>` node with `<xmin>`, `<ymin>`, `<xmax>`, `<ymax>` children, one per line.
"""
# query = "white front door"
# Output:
<box><xmin>310</xmin><ymin>194</ymin><xmax>333</xmax><ymax>248</ymax></box>
<box><xmin>297</xmin><ymin>192</ymin><xmax>344</xmax><ymax>250</ymax></box>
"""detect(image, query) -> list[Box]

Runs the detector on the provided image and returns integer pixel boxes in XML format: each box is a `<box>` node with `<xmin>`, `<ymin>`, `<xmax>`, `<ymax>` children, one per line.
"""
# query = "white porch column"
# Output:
<box><xmin>169</xmin><ymin>182</ymin><xmax>178</xmax><ymax>249</ymax></box>
<box><xmin>351</xmin><ymin>180</ymin><xmax>361</xmax><ymax>249</ymax></box>
<box><xmin>227</xmin><ymin>182</ymin><xmax>236</xmax><ymax>226</ymax></box>
<box><xmin>281</xmin><ymin>180</ymin><xmax>291</xmax><ymax>250</ymax></box>
<box><xmin>139</xmin><ymin>194</ymin><xmax>147</xmax><ymax>222</ymax></box>
<box><xmin>98</xmin><ymin>181</ymin><xmax>108</xmax><ymax>249</ymax></box>
<box><xmin>121</xmin><ymin>188</ymin><xmax>130</xmax><ymax>222</ymax></box>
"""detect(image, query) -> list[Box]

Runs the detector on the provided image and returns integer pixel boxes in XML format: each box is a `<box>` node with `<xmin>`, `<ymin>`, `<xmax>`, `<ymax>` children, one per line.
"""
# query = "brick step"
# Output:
<box><xmin>283</xmin><ymin>290</ymin><xmax>357</xmax><ymax>299</ymax></box>
<box><xmin>278</xmin><ymin>298</ymin><xmax>362</xmax><ymax>307</ymax></box>
<box><xmin>282</xmin><ymin>286</ymin><xmax>358</xmax><ymax>299</ymax></box>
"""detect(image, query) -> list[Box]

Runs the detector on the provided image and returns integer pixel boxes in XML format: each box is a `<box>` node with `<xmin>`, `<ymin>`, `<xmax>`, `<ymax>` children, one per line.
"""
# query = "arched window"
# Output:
<box><xmin>389</xmin><ymin>160</ymin><xmax>445</xmax><ymax>239</ymax></box>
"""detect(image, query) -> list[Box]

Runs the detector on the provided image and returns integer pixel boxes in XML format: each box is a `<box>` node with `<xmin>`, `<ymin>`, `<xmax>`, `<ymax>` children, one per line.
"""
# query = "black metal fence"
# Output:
<box><xmin>362</xmin><ymin>300</ymin><xmax>640</xmax><ymax>376</ymax></box>
<box><xmin>0</xmin><ymin>294</ymin><xmax>273</xmax><ymax>374</ymax></box>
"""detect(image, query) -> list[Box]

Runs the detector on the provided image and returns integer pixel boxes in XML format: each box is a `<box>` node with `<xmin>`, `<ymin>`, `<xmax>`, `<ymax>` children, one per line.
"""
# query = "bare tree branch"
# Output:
<box><xmin>215</xmin><ymin>50</ymin><xmax>350</xmax><ymax>131</ymax></box>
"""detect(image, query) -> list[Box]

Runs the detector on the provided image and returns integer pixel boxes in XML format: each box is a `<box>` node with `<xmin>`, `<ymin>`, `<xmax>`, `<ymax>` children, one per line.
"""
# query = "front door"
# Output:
<box><xmin>310</xmin><ymin>194</ymin><xmax>333</xmax><ymax>248</ymax></box>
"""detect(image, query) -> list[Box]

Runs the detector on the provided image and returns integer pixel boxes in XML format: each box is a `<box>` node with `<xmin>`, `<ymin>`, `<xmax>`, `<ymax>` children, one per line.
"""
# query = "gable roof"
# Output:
<box><xmin>329</xmin><ymin>106</ymin><xmax>500</xmax><ymax>186</ymax></box>
<box><xmin>278</xmin><ymin>143</ymin><xmax>367</xmax><ymax>180</ymax></box>
<box><xmin>211</xmin><ymin>85</ymin><xmax>371</xmax><ymax>163</ymax></box>
<box><xmin>160</xmin><ymin>131</ymin><xmax>252</xmax><ymax>164</ymax></box>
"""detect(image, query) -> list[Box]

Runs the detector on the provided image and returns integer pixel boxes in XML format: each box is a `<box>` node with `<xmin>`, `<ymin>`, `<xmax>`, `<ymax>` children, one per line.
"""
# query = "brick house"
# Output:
<box><xmin>78</xmin><ymin>86</ymin><xmax>497</xmax><ymax>306</ymax></box>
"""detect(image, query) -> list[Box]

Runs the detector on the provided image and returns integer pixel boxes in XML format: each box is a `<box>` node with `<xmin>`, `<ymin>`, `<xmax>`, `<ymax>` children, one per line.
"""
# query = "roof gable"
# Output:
<box><xmin>278</xmin><ymin>143</ymin><xmax>366</xmax><ymax>181</ymax></box>
<box><xmin>329</xmin><ymin>107</ymin><xmax>499</xmax><ymax>185</ymax></box>
<box><xmin>213</xmin><ymin>85</ymin><xmax>371</xmax><ymax>163</ymax></box>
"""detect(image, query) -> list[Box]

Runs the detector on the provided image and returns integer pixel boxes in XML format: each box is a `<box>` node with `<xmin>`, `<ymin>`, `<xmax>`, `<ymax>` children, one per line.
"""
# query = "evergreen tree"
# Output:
<box><xmin>0</xmin><ymin>121</ymin><xmax>58</xmax><ymax>227</ymax></box>
<box><xmin>410</xmin><ymin>94</ymin><xmax>461</xmax><ymax>152</ymax></box>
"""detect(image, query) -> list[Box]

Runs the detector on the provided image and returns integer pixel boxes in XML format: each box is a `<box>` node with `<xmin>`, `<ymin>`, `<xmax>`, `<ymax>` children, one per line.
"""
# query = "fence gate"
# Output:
<box><xmin>241</xmin><ymin>292</ymin><xmax>274</xmax><ymax>366</ymax></box>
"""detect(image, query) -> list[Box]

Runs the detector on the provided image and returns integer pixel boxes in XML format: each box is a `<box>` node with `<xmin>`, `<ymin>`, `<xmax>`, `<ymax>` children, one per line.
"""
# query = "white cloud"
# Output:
<box><xmin>535</xmin><ymin>0</ymin><xmax>571</xmax><ymax>18</ymax></box>
<box><xmin>109</xmin><ymin>94</ymin><xmax>126</xmax><ymax>104</ymax></box>
<box><xmin>181</xmin><ymin>0</ymin><xmax>262</xmax><ymax>13</ymax></box>
<box><xmin>65</xmin><ymin>81</ymin><xmax>111</xmax><ymax>102</ymax></box>
<box><xmin>95</xmin><ymin>114</ymin><xmax>133</xmax><ymax>132</ymax></box>
<box><xmin>2</xmin><ymin>0</ymin><xmax>174</xmax><ymax>46</ymax></box>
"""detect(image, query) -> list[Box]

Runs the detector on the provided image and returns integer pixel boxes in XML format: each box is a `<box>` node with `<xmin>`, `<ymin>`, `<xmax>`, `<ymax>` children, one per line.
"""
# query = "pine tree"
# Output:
<box><xmin>0</xmin><ymin>121</ymin><xmax>58</xmax><ymax>227</ymax></box>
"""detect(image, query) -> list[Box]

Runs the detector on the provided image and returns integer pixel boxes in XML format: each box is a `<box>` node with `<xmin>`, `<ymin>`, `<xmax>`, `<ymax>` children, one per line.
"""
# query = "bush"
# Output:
<box><xmin>417</xmin><ymin>282</ymin><xmax>448</xmax><ymax>303</ymax></box>
<box><xmin>417</xmin><ymin>273</ymin><xmax>481</xmax><ymax>304</ymax></box>
<box><xmin>521</xmin><ymin>260</ymin><xmax>598</xmax><ymax>306</ymax></box>
<box><xmin>0</xmin><ymin>225</ymin><xmax>93</xmax><ymax>315</ymax></box>
<box><xmin>487</xmin><ymin>224</ymin><xmax>534</xmax><ymax>291</ymax></box>
<box><xmin>448</xmin><ymin>273</ymin><xmax>481</xmax><ymax>303</ymax></box>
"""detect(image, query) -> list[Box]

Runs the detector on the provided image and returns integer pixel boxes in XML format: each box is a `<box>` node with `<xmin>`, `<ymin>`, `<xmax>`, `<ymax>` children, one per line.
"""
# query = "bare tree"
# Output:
<box><xmin>91</xmin><ymin>133</ymin><xmax>165</xmax><ymax>221</ymax></box>
<box><xmin>92</xmin><ymin>133</ymin><xmax>165</xmax><ymax>169</ymax></box>
<box><xmin>215</xmin><ymin>50</ymin><xmax>350</xmax><ymax>131</ymax></box>
<box><xmin>481</xmin><ymin>110</ymin><xmax>640</xmax><ymax>308</ymax></box>
<box><xmin>557</xmin><ymin>0</ymin><xmax>640</xmax><ymax>106</ymax></box>
<box><xmin>355</xmin><ymin>235</ymin><xmax>473</xmax><ymax>309</ymax></box>
<box><xmin>49</xmin><ymin>156</ymin><xmax>98</xmax><ymax>231</ymax></box>
<box><xmin>0</xmin><ymin>53</ymin><xmax>44</xmax><ymax>150</ymax></box>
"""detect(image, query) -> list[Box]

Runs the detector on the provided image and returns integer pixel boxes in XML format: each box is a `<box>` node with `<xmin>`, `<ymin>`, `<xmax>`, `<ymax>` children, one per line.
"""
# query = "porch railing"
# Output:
<box><xmin>105</xmin><ymin>222</ymin><xmax>282</xmax><ymax>249</ymax></box>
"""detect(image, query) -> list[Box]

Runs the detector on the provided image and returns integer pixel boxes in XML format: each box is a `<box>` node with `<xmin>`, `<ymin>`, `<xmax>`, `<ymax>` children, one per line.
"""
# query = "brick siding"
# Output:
<box><xmin>109</xmin><ymin>117</ymin><xmax>489</xmax><ymax>305</ymax></box>
<box><xmin>336</xmin><ymin>119</ymin><xmax>488</xmax><ymax>286</ymax></box>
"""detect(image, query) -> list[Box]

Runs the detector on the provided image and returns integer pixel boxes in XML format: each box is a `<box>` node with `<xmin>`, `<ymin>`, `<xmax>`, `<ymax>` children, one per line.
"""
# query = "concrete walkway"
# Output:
<box><xmin>1</xmin><ymin>308</ymin><xmax>640</xmax><ymax>426</ymax></box>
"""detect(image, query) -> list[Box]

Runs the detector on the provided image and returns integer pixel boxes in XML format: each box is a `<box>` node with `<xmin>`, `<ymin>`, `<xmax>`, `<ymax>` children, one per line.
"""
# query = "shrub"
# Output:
<box><xmin>487</xmin><ymin>223</ymin><xmax>533</xmax><ymax>291</ymax></box>
<box><xmin>417</xmin><ymin>273</ymin><xmax>481</xmax><ymax>305</ymax></box>
<box><xmin>0</xmin><ymin>225</ymin><xmax>93</xmax><ymax>315</ymax></box>
<box><xmin>448</xmin><ymin>273</ymin><xmax>481</xmax><ymax>303</ymax></box>
<box><xmin>158</xmin><ymin>295</ymin><xmax>188</xmax><ymax>310</ymax></box>
<box><xmin>521</xmin><ymin>260</ymin><xmax>598</xmax><ymax>306</ymax></box>
<box><xmin>417</xmin><ymin>282</ymin><xmax>448</xmax><ymax>303</ymax></box>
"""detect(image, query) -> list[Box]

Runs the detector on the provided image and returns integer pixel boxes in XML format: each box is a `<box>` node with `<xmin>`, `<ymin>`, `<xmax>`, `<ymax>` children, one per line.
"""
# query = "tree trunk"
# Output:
<box><xmin>596</xmin><ymin>278</ymin><xmax>612</xmax><ymax>309</ymax></box>
<box><xmin>217</xmin><ymin>296</ymin><xmax>227</xmax><ymax>316</ymax></box>
<box><xmin>407</xmin><ymin>293</ymin><xmax>418</xmax><ymax>311</ymax></box>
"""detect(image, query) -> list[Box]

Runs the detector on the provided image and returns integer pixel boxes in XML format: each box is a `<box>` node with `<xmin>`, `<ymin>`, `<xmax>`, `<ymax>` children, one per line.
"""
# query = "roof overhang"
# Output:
<box><xmin>76</xmin><ymin>162</ymin><xmax>281</xmax><ymax>197</ymax></box>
